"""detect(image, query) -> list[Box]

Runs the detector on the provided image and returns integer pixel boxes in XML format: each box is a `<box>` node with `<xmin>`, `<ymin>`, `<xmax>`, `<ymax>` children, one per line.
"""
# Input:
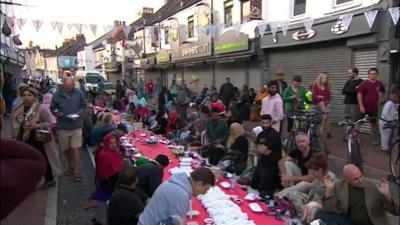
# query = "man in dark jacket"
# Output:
<box><xmin>272</xmin><ymin>70</ymin><xmax>288</xmax><ymax>96</ymax></box>
<box><xmin>251</xmin><ymin>114</ymin><xmax>282</xmax><ymax>197</ymax></box>
<box><xmin>219</xmin><ymin>77</ymin><xmax>235</xmax><ymax>109</ymax></box>
<box><xmin>137</xmin><ymin>154</ymin><xmax>170</xmax><ymax>197</ymax></box>
<box><xmin>116</xmin><ymin>80</ymin><xmax>125</xmax><ymax>100</ymax></box>
<box><xmin>342</xmin><ymin>67</ymin><xmax>363</xmax><ymax>123</ymax></box>
<box><xmin>107</xmin><ymin>166</ymin><xmax>149</xmax><ymax>225</ymax></box>
<box><xmin>158</xmin><ymin>86</ymin><xmax>173</xmax><ymax>112</ymax></box>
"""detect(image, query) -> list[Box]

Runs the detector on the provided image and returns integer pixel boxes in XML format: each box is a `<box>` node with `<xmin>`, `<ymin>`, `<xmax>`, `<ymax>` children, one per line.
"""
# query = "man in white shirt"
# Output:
<box><xmin>379</xmin><ymin>87</ymin><xmax>399</xmax><ymax>153</ymax></box>
<box><xmin>260</xmin><ymin>80</ymin><xmax>284</xmax><ymax>133</ymax></box>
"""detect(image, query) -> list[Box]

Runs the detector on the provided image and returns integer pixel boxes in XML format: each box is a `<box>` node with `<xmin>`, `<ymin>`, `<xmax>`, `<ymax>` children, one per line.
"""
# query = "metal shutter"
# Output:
<box><xmin>249</xmin><ymin>60</ymin><xmax>263</xmax><ymax>90</ymax></box>
<box><xmin>267</xmin><ymin>43</ymin><xmax>351</xmax><ymax>123</ymax></box>
<box><xmin>215</xmin><ymin>63</ymin><xmax>247</xmax><ymax>90</ymax></box>
<box><xmin>184</xmin><ymin>65</ymin><xmax>213</xmax><ymax>93</ymax></box>
<box><xmin>353</xmin><ymin>48</ymin><xmax>378</xmax><ymax>132</ymax></box>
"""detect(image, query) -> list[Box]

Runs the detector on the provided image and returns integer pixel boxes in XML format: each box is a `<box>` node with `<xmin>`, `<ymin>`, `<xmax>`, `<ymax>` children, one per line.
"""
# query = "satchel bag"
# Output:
<box><xmin>35</xmin><ymin>125</ymin><xmax>52</xmax><ymax>143</ymax></box>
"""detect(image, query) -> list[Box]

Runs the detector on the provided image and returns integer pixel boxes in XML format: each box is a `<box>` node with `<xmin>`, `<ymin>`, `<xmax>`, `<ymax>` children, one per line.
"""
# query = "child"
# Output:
<box><xmin>379</xmin><ymin>87</ymin><xmax>399</xmax><ymax>153</ymax></box>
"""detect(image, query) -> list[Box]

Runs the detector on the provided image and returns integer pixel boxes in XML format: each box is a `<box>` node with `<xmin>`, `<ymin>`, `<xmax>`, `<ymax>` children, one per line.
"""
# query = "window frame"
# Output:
<box><xmin>291</xmin><ymin>0</ymin><xmax>306</xmax><ymax>18</ymax></box>
<box><xmin>333</xmin><ymin>0</ymin><xmax>353</xmax><ymax>8</ymax></box>
<box><xmin>224</xmin><ymin>0</ymin><xmax>233</xmax><ymax>27</ymax></box>
<box><xmin>164</xmin><ymin>27</ymin><xmax>169</xmax><ymax>45</ymax></box>
<box><xmin>188</xmin><ymin>15</ymin><xmax>195</xmax><ymax>38</ymax></box>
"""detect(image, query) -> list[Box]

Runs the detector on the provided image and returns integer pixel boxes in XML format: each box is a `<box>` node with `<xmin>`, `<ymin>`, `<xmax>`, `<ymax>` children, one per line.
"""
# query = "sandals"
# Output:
<box><xmin>73</xmin><ymin>173</ymin><xmax>82</xmax><ymax>182</ymax></box>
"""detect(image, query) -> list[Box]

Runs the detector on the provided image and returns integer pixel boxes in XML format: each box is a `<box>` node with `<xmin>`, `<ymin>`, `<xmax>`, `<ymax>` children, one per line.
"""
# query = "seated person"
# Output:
<box><xmin>278</xmin><ymin>152</ymin><xmax>337</xmax><ymax>223</ymax></box>
<box><xmin>147</xmin><ymin>110</ymin><xmax>157</xmax><ymax>129</ymax></box>
<box><xmin>318</xmin><ymin>164</ymin><xmax>399</xmax><ymax>225</ymax></box>
<box><xmin>137</xmin><ymin>154</ymin><xmax>170</xmax><ymax>197</ymax></box>
<box><xmin>151</xmin><ymin>110</ymin><xmax>168</xmax><ymax>135</ymax></box>
<box><xmin>203</xmin><ymin>108</ymin><xmax>229</xmax><ymax>165</ymax></box>
<box><xmin>223</xmin><ymin>122</ymin><xmax>248</xmax><ymax>175</ymax></box>
<box><xmin>107</xmin><ymin>166</ymin><xmax>149</xmax><ymax>225</ymax></box>
<box><xmin>209</xmin><ymin>93</ymin><xmax>225</xmax><ymax>115</ymax></box>
<box><xmin>84</xmin><ymin>134</ymin><xmax>123</xmax><ymax>209</ymax></box>
<box><xmin>279</xmin><ymin>132</ymin><xmax>315</xmax><ymax>187</ymax></box>
<box><xmin>175</xmin><ymin>122</ymin><xmax>192</xmax><ymax>145</ymax></box>
<box><xmin>135</xmin><ymin>104</ymin><xmax>150</xmax><ymax>122</ymax></box>
<box><xmin>251</xmin><ymin>114</ymin><xmax>282</xmax><ymax>197</ymax></box>
<box><xmin>167</xmin><ymin>107</ymin><xmax>179</xmax><ymax>134</ymax></box>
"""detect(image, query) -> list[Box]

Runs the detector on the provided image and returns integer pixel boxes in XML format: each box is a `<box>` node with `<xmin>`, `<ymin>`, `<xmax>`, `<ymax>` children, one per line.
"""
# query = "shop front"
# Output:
<box><xmin>260</xmin><ymin>12</ymin><xmax>388</xmax><ymax>123</ymax></box>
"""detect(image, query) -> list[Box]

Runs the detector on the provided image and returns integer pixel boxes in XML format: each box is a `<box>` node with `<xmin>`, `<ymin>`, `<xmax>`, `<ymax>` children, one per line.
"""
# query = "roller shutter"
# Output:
<box><xmin>267</xmin><ymin>43</ymin><xmax>351</xmax><ymax>123</ymax></box>
<box><xmin>215</xmin><ymin>63</ymin><xmax>247</xmax><ymax>91</ymax></box>
<box><xmin>184</xmin><ymin>65</ymin><xmax>213</xmax><ymax>93</ymax></box>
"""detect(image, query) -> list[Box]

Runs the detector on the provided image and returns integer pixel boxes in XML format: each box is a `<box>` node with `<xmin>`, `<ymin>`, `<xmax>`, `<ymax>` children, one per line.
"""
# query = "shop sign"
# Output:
<box><xmin>331</xmin><ymin>21</ymin><xmax>348</xmax><ymax>35</ymax></box>
<box><xmin>157</xmin><ymin>50</ymin><xmax>170</xmax><ymax>63</ymax></box>
<box><xmin>292</xmin><ymin>29</ymin><xmax>316</xmax><ymax>41</ymax></box>
<box><xmin>171</xmin><ymin>42</ymin><xmax>211</xmax><ymax>61</ymax></box>
<box><xmin>214</xmin><ymin>30</ymin><xmax>249</xmax><ymax>54</ymax></box>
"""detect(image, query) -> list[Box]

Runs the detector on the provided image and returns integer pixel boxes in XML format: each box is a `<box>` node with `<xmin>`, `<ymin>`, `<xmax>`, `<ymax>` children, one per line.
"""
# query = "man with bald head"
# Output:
<box><xmin>321</xmin><ymin>164</ymin><xmax>399</xmax><ymax>225</ymax></box>
<box><xmin>50</xmin><ymin>77</ymin><xmax>86</xmax><ymax>182</ymax></box>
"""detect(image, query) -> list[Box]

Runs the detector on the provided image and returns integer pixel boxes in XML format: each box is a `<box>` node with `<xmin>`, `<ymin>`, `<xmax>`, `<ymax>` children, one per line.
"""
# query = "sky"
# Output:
<box><xmin>2</xmin><ymin>0</ymin><xmax>165</xmax><ymax>49</ymax></box>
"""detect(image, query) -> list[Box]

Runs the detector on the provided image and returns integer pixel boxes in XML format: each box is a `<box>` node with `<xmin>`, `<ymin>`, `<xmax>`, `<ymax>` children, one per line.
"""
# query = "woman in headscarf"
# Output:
<box><xmin>83</xmin><ymin>134</ymin><xmax>123</xmax><ymax>209</ymax></box>
<box><xmin>11</xmin><ymin>86</ymin><xmax>61</xmax><ymax>190</ymax></box>
<box><xmin>225</xmin><ymin>122</ymin><xmax>248</xmax><ymax>175</ymax></box>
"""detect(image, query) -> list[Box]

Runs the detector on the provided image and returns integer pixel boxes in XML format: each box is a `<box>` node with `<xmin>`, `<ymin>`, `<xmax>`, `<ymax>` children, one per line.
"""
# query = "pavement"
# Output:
<box><xmin>1</xmin><ymin>106</ymin><xmax>399</xmax><ymax>225</ymax></box>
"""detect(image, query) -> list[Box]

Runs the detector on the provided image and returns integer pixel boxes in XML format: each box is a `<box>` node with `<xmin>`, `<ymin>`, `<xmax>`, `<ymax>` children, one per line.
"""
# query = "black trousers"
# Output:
<box><xmin>250</xmin><ymin>165</ymin><xmax>280</xmax><ymax>196</ymax></box>
<box><xmin>27</xmin><ymin>135</ymin><xmax>54</xmax><ymax>182</ymax></box>
<box><xmin>314</xmin><ymin>210</ymin><xmax>354</xmax><ymax>225</ymax></box>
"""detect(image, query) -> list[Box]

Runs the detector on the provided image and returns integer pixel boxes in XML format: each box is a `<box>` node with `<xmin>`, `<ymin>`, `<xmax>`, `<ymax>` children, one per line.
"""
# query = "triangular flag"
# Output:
<box><xmin>51</xmin><ymin>21</ymin><xmax>58</xmax><ymax>31</ymax></box>
<box><xmin>211</xmin><ymin>24</ymin><xmax>219</xmax><ymax>39</ymax></box>
<box><xmin>122</xmin><ymin>25</ymin><xmax>130</xmax><ymax>39</ymax></box>
<box><xmin>67</xmin><ymin>23</ymin><xmax>74</xmax><ymax>31</ymax></box>
<box><xmin>74</xmin><ymin>23</ymin><xmax>83</xmax><ymax>33</ymax></box>
<box><xmin>280</xmin><ymin>20</ymin><xmax>290</xmax><ymax>36</ymax></box>
<box><xmin>5</xmin><ymin>16</ymin><xmax>15</xmax><ymax>28</ymax></box>
<box><xmin>57</xmin><ymin>22</ymin><xmax>64</xmax><ymax>34</ymax></box>
<box><xmin>31</xmin><ymin>20</ymin><xmax>43</xmax><ymax>32</ymax></box>
<box><xmin>89</xmin><ymin>24</ymin><xmax>97</xmax><ymax>36</ymax></box>
<box><xmin>388</xmin><ymin>7</ymin><xmax>399</xmax><ymax>25</ymax></box>
<box><xmin>364</xmin><ymin>10</ymin><xmax>378</xmax><ymax>28</ymax></box>
<box><xmin>102</xmin><ymin>40</ymin><xmax>108</xmax><ymax>46</ymax></box>
<box><xmin>339</xmin><ymin>14</ymin><xmax>353</xmax><ymax>31</ymax></box>
<box><xmin>257</xmin><ymin>22</ymin><xmax>267</xmax><ymax>37</ymax></box>
<box><xmin>269</xmin><ymin>21</ymin><xmax>280</xmax><ymax>35</ymax></box>
<box><xmin>303</xmin><ymin>18</ymin><xmax>314</xmax><ymax>33</ymax></box>
<box><xmin>15</xmin><ymin>18</ymin><xmax>26</xmax><ymax>30</ymax></box>
<box><xmin>233</xmin><ymin>23</ymin><xmax>241</xmax><ymax>38</ymax></box>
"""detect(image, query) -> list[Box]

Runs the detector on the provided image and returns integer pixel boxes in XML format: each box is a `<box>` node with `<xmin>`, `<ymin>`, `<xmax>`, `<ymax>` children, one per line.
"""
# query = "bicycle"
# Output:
<box><xmin>336</xmin><ymin>116</ymin><xmax>368</xmax><ymax>171</ymax></box>
<box><xmin>383</xmin><ymin>120</ymin><xmax>399</xmax><ymax>184</ymax></box>
<box><xmin>284</xmin><ymin>110</ymin><xmax>328</xmax><ymax>154</ymax></box>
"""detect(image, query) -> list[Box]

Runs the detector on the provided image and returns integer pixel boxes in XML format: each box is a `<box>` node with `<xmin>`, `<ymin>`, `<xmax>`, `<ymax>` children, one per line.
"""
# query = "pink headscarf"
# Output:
<box><xmin>40</xmin><ymin>93</ymin><xmax>56</xmax><ymax>124</ymax></box>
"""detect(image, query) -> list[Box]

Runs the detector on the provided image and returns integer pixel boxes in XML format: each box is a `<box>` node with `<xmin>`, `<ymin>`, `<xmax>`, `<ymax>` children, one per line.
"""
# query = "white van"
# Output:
<box><xmin>75</xmin><ymin>71</ymin><xmax>106</xmax><ymax>91</ymax></box>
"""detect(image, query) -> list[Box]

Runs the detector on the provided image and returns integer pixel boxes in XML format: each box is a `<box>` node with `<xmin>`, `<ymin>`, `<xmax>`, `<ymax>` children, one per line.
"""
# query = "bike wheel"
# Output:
<box><xmin>389</xmin><ymin>140</ymin><xmax>399</xmax><ymax>178</ymax></box>
<box><xmin>350</xmin><ymin>141</ymin><xmax>363</xmax><ymax>171</ymax></box>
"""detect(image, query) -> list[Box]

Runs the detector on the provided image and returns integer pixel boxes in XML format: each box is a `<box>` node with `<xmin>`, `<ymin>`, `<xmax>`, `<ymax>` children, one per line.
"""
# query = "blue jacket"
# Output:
<box><xmin>138</xmin><ymin>173</ymin><xmax>193</xmax><ymax>225</ymax></box>
<box><xmin>50</xmin><ymin>88</ymin><xmax>85</xmax><ymax>130</ymax></box>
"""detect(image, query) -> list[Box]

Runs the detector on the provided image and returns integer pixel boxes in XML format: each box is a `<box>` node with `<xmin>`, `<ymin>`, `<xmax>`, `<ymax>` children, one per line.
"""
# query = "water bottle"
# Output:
<box><xmin>230</xmin><ymin>174</ymin><xmax>236</xmax><ymax>189</ymax></box>
<box><xmin>282</xmin><ymin>211</ymin><xmax>291</xmax><ymax>225</ymax></box>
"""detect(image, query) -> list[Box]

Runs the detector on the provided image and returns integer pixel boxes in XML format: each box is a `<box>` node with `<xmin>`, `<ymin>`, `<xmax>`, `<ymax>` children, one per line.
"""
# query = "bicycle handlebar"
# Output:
<box><xmin>337</xmin><ymin>116</ymin><xmax>369</xmax><ymax>127</ymax></box>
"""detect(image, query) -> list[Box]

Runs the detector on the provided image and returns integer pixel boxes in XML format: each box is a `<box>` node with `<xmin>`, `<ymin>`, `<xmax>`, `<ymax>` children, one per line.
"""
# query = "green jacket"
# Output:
<box><xmin>206</xmin><ymin>118</ymin><xmax>228</xmax><ymax>144</ymax></box>
<box><xmin>282</xmin><ymin>86</ymin><xmax>308</xmax><ymax>115</ymax></box>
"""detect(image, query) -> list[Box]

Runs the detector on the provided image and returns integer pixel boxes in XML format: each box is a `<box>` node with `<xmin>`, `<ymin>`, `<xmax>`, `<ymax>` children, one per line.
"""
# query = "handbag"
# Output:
<box><xmin>35</xmin><ymin>125</ymin><xmax>52</xmax><ymax>143</ymax></box>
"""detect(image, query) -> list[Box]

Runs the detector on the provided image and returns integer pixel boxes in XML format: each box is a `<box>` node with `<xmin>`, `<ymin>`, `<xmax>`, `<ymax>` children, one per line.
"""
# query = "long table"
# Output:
<box><xmin>129</xmin><ymin>131</ymin><xmax>283</xmax><ymax>225</ymax></box>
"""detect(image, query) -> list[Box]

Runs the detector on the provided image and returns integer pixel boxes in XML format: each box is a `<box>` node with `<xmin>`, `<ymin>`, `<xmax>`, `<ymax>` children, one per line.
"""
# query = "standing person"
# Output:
<box><xmin>321</xmin><ymin>164</ymin><xmax>399</xmax><ymax>225</ymax></box>
<box><xmin>3</xmin><ymin>72</ymin><xmax>17</xmax><ymax>116</ymax></box>
<box><xmin>11</xmin><ymin>86</ymin><xmax>61</xmax><ymax>189</ymax></box>
<box><xmin>261</xmin><ymin>80</ymin><xmax>284</xmax><ymax>133</ymax></box>
<box><xmin>312</xmin><ymin>73</ymin><xmax>332</xmax><ymax>138</ymax></box>
<box><xmin>342</xmin><ymin>68</ymin><xmax>363</xmax><ymax>123</ymax></box>
<box><xmin>158</xmin><ymin>86</ymin><xmax>173</xmax><ymax>112</ymax></box>
<box><xmin>251</xmin><ymin>114</ymin><xmax>282</xmax><ymax>197</ymax></box>
<box><xmin>146</xmin><ymin>79</ymin><xmax>154</xmax><ymax>100</ymax></box>
<box><xmin>357</xmin><ymin>67</ymin><xmax>385</xmax><ymax>145</ymax></box>
<box><xmin>283</xmin><ymin>75</ymin><xmax>308</xmax><ymax>132</ymax></box>
<box><xmin>138</xmin><ymin>168</ymin><xmax>215</xmax><ymax>225</ymax></box>
<box><xmin>219</xmin><ymin>77</ymin><xmax>235</xmax><ymax>110</ymax></box>
<box><xmin>107</xmin><ymin>166</ymin><xmax>149</xmax><ymax>225</ymax></box>
<box><xmin>379</xmin><ymin>86</ymin><xmax>399</xmax><ymax>154</ymax></box>
<box><xmin>137</xmin><ymin>154</ymin><xmax>170</xmax><ymax>197</ymax></box>
<box><xmin>169</xmin><ymin>79</ymin><xmax>178</xmax><ymax>98</ymax></box>
<box><xmin>273</xmin><ymin>70</ymin><xmax>288</xmax><ymax>96</ymax></box>
<box><xmin>116</xmin><ymin>80</ymin><xmax>125</xmax><ymax>100</ymax></box>
<box><xmin>176</xmin><ymin>83</ymin><xmax>190</xmax><ymax>125</ymax></box>
<box><xmin>50</xmin><ymin>77</ymin><xmax>86</xmax><ymax>182</ymax></box>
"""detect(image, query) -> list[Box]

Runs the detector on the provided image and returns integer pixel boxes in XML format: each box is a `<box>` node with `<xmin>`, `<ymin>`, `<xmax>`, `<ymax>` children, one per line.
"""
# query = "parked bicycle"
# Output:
<box><xmin>383</xmin><ymin>120</ymin><xmax>399</xmax><ymax>184</ymax></box>
<box><xmin>284</xmin><ymin>110</ymin><xmax>328</xmax><ymax>154</ymax></box>
<box><xmin>336</xmin><ymin>116</ymin><xmax>368</xmax><ymax>171</ymax></box>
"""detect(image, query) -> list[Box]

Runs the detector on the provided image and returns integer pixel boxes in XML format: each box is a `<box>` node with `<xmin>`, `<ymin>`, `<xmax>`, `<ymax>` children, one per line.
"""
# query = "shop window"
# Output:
<box><xmin>241</xmin><ymin>0</ymin><xmax>262</xmax><ymax>22</ymax></box>
<box><xmin>224</xmin><ymin>0</ymin><xmax>233</xmax><ymax>27</ymax></box>
<box><xmin>164</xmin><ymin>27</ymin><xmax>169</xmax><ymax>44</ymax></box>
<box><xmin>188</xmin><ymin>16</ymin><xmax>194</xmax><ymax>38</ymax></box>
<box><xmin>241</xmin><ymin>0</ymin><xmax>250</xmax><ymax>22</ymax></box>
<box><xmin>292</xmin><ymin>0</ymin><xmax>306</xmax><ymax>17</ymax></box>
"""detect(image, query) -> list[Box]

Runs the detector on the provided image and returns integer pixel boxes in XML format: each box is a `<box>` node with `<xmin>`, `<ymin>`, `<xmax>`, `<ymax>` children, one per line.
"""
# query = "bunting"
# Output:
<box><xmin>56</xmin><ymin>22</ymin><xmax>63</xmax><ymax>34</ymax></box>
<box><xmin>67</xmin><ymin>23</ymin><xmax>74</xmax><ymax>31</ymax></box>
<box><xmin>280</xmin><ymin>20</ymin><xmax>290</xmax><ymax>36</ymax></box>
<box><xmin>338</xmin><ymin>14</ymin><xmax>353</xmax><ymax>31</ymax></box>
<box><xmin>15</xmin><ymin>18</ymin><xmax>26</xmax><ymax>30</ymax></box>
<box><xmin>269</xmin><ymin>21</ymin><xmax>280</xmax><ymax>35</ymax></box>
<box><xmin>256</xmin><ymin>22</ymin><xmax>267</xmax><ymax>37</ymax></box>
<box><xmin>89</xmin><ymin>24</ymin><xmax>97</xmax><ymax>36</ymax></box>
<box><xmin>364</xmin><ymin>10</ymin><xmax>378</xmax><ymax>28</ymax></box>
<box><xmin>51</xmin><ymin>21</ymin><xmax>58</xmax><ymax>31</ymax></box>
<box><xmin>388</xmin><ymin>7</ymin><xmax>399</xmax><ymax>25</ymax></box>
<box><xmin>31</xmin><ymin>20</ymin><xmax>43</xmax><ymax>32</ymax></box>
<box><xmin>303</xmin><ymin>18</ymin><xmax>314</xmax><ymax>33</ymax></box>
<box><xmin>5</xmin><ymin>16</ymin><xmax>15</xmax><ymax>28</ymax></box>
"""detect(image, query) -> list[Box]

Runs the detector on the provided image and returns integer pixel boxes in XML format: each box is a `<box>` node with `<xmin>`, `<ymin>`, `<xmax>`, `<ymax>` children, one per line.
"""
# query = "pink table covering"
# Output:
<box><xmin>130</xmin><ymin>132</ymin><xmax>283</xmax><ymax>225</ymax></box>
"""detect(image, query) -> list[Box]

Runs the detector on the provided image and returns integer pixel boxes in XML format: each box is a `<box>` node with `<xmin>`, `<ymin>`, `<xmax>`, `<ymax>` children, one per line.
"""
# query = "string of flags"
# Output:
<box><xmin>1</xmin><ymin>7</ymin><xmax>399</xmax><ymax>40</ymax></box>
